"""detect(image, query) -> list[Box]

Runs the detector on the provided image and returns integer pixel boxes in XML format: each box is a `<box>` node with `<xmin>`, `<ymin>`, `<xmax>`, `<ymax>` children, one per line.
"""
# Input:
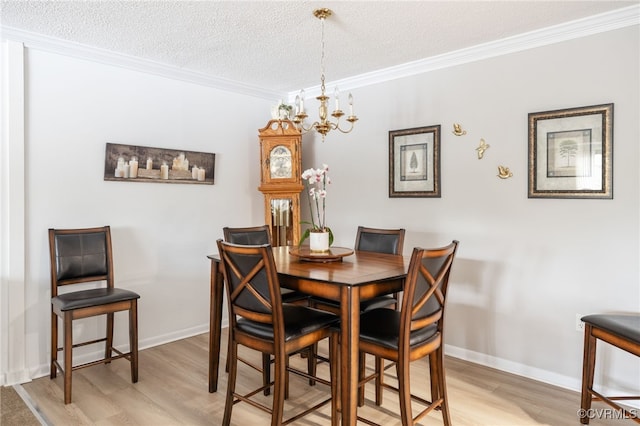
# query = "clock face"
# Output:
<box><xmin>269</xmin><ymin>145</ymin><xmax>292</xmax><ymax>179</ymax></box>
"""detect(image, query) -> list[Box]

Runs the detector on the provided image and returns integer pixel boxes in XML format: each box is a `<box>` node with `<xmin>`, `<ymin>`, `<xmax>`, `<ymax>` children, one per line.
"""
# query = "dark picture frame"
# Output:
<box><xmin>528</xmin><ymin>104</ymin><xmax>613</xmax><ymax>199</ymax></box>
<box><xmin>389</xmin><ymin>125</ymin><xmax>441</xmax><ymax>198</ymax></box>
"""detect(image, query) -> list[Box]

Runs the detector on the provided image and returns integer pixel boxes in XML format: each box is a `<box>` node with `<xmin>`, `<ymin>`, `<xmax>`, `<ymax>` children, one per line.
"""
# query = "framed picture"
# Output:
<box><xmin>528</xmin><ymin>104</ymin><xmax>613</xmax><ymax>199</ymax></box>
<box><xmin>104</xmin><ymin>143</ymin><xmax>215</xmax><ymax>185</ymax></box>
<box><xmin>389</xmin><ymin>125</ymin><xmax>441</xmax><ymax>198</ymax></box>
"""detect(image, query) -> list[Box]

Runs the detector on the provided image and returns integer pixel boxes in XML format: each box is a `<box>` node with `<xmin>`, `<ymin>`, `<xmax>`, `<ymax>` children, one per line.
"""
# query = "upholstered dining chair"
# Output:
<box><xmin>217</xmin><ymin>240</ymin><xmax>339</xmax><ymax>426</ymax></box>
<box><xmin>579</xmin><ymin>313</ymin><xmax>640</xmax><ymax>424</ymax></box>
<box><xmin>223</xmin><ymin>225</ymin><xmax>312</xmax><ymax>395</ymax></box>
<box><xmin>48</xmin><ymin>226</ymin><xmax>140</xmax><ymax>404</ymax></box>
<box><xmin>357</xmin><ymin>240</ymin><xmax>459</xmax><ymax>426</ymax></box>
<box><xmin>223</xmin><ymin>226</ymin><xmax>309</xmax><ymax>306</ymax></box>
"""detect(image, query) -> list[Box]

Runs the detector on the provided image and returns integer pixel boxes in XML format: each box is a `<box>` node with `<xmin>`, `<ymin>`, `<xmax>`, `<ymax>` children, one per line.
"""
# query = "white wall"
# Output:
<box><xmin>1</xmin><ymin>23</ymin><xmax>638</xmax><ymax>401</ymax></box>
<box><xmin>14</xmin><ymin>48</ymin><xmax>270</xmax><ymax>378</ymax></box>
<box><xmin>303</xmin><ymin>25</ymin><xmax>639</xmax><ymax>395</ymax></box>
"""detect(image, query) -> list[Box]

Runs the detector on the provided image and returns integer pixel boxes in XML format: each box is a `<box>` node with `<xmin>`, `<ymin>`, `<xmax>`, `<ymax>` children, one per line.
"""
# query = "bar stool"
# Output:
<box><xmin>580</xmin><ymin>313</ymin><xmax>640</xmax><ymax>424</ymax></box>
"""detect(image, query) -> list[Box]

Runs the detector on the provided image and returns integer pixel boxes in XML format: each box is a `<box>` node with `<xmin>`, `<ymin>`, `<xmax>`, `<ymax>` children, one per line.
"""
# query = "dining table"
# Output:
<box><xmin>207</xmin><ymin>245</ymin><xmax>409</xmax><ymax>426</ymax></box>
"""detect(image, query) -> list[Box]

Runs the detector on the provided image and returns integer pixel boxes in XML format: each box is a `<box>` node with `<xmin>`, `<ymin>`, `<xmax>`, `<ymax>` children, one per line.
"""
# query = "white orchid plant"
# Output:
<box><xmin>299</xmin><ymin>164</ymin><xmax>334</xmax><ymax>246</ymax></box>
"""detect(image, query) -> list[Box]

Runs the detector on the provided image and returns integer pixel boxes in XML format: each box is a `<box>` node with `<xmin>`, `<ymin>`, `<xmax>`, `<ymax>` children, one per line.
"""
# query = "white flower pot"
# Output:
<box><xmin>309</xmin><ymin>231</ymin><xmax>330</xmax><ymax>252</ymax></box>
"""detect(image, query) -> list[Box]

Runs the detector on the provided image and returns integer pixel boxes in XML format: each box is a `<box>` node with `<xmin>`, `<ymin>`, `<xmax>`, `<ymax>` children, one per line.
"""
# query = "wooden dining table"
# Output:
<box><xmin>207</xmin><ymin>245</ymin><xmax>409</xmax><ymax>426</ymax></box>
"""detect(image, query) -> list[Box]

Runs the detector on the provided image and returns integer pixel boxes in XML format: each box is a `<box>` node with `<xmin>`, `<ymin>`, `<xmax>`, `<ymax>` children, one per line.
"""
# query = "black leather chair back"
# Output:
<box><xmin>54</xmin><ymin>231</ymin><xmax>109</xmax><ymax>281</ymax></box>
<box><xmin>49</xmin><ymin>227</ymin><xmax>114</xmax><ymax>292</ymax></box>
<box><xmin>217</xmin><ymin>239</ymin><xmax>282</xmax><ymax>325</ymax></box>
<box><xmin>223</xmin><ymin>225</ymin><xmax>271</xmax><ymax>245</ymax></box>
<box><xmin>355</xmin><ymin>226</ymin><xmax>405</xmax><ymax>255</ymax></box>
<box><xmin>402</xmin><ymin>241</ymin><xmax>459</xmax><ymax>338</ymax></box>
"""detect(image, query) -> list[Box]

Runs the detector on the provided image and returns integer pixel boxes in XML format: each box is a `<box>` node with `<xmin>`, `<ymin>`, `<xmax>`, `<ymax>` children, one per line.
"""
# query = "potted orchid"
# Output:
<box><xmin>299</xmin><ymin>164</ymin><xmax>334</xmax><ymax>251</ymax></box>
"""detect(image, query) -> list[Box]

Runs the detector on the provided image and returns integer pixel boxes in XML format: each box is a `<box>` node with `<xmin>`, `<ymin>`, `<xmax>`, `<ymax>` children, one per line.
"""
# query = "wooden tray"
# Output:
<box><xmin>288</xmin><ymin>246</ymin><xmax>354</xmax><ymax>262</ymax></box>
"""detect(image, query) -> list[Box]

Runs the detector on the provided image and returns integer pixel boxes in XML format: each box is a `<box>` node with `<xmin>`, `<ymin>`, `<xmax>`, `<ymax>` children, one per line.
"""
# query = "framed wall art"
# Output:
<box><xmin>389</xmin><ymin>125</ymin><xmax>441</xmax><ymax>198</ymax></box>
<box><xmin>528</xmin><ymin>104</ymin><xmax>613</xmax><ymax>199</ymax></box>
<box><xmin>104</xmin><ymin>143</ymin><xmax>215</xmax><ymax>185</ymax></box>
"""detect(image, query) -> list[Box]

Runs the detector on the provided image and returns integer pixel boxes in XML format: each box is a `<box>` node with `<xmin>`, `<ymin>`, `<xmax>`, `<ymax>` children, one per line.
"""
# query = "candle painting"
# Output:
<box><xmin>104</xmin><ymin>143</ymin><xmax>215</xmax><ymax>185</ymax></box>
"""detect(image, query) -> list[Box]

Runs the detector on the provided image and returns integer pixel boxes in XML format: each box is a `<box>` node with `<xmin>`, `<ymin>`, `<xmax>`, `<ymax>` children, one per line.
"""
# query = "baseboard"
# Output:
<box><xmin>1</xmin><ymin>370</ymin><xmax>32</xmax><ymax>386</ymax></box>
<box><xmin>19</xmin><ymin>324</ymin><xmax>638</xmax><ymax>412</ymax></box>
<box><xmin>138</xmin><ymin>323</ymin><xmax>210</xmax><ymax>350</ymax></box>
<box><xmin>444</xmin><ymin>343</ymin><xmax>640</xmax><ymax>409</ymax></box>
<box><xmin>25</xmin><ymin>323</ymin><xmax>210</xmax><ymax>382</ymax></box>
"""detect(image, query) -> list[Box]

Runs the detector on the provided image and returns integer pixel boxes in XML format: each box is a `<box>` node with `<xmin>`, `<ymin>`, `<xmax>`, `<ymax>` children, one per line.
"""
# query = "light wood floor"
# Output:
<box><xmin>20</xmin><ymin>331</ymin><xmax>628</xmax><ymax>425</ymax></box>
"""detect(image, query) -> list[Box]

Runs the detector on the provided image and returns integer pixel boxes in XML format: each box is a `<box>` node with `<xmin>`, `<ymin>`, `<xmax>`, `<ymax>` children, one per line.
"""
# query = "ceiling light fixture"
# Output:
<box><xmin>292</xmin><ymin>8</ymin><xmax>358</xmax><ymax>141</ymax></box>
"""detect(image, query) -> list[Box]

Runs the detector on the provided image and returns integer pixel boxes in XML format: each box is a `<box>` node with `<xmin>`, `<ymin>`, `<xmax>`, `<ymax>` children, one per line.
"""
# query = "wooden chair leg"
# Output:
<box><xmin>330</xmin><ymin>333</ymin><xmax>339</xmax><ymax>426</ymax></box>
<box><xmin>225</xmin><ymin>328</ymin><xmax>231</xmax><ymax>373</ymax></box>
<box><xmin>129</xmin><ymin>301</ymin><xmax>139</xmax><ymax>383</ymax></box>
<box><xmin>429</xmin><ymin>353</ymin><xmax>441</xmax><ymax>404</ymax></box>
<box><xmin>375</xmin><ymin>356</ymin><xmax>384</xmax><ymax>406</ymax></box>
<box><xmin>264</xmin><ymin>353</ymin><xmax>295</xmax><ymax>399</ymax></box>
<box><xmin>308</xmin><ymin>344</ymin><xmax>317</xmax><ymax>386</ymax></box>
<box><xmin>263</xmin><ymin>353</ymin><xmax>271</xmax><ymax>396</ymax></box>
<box><xmin>63</xmin><ymin>314</ymin><xmax>73</xmax><ymax>404</ymax></box>
<box><xmin>50</xmin><ymin>311</ymin><xmax>58</xmax><ymax>379</ymax></box>
<box><xmin>397</xmin><ymin>356</ymin><xmax>412</xmax><ymax>426</ymax></box>
<box><xmin>272</xmin><ymin>350</ymin><xmax>286</xmax><ymax>426</ymax></box>
<box><xmin>580</xmin><ymin>324</ymin><xmax>597</xmax><ymax>425</ymax></box>
<box><xmin>358</xmin><ymin>352</ymin><xmax>366</xmax><ymax>406</ymax></box>
<box><xmin>223</xmin><ymin>341</ymin><xmax>238</xmax><ymax>426</ymax></box>
<box><xmin>284</xmin><ymin>355</ymin><xmax>290</xmax><ymax>400</ymax></box>
<box><xmin>435</xmin><ymin>347</ymin><xmax>451</xmax><ymax>426</ymax></box>
<box><xmin>105</xmin><ymin>312</ymin><xmax>114</xmax><ymax>363</ymax></box>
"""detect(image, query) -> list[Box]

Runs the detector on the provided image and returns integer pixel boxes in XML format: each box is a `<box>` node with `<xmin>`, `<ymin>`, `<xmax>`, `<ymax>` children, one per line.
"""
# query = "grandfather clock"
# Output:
<box><xmin>258</xmin><ymin>119</ymin><xmax>303</xmax><ymax>247</ymax></box>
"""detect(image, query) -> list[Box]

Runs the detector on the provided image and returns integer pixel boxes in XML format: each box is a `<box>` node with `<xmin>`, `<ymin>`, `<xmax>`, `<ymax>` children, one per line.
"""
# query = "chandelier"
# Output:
<box><xmin>292</xmin><ymin>8</ymin><xmax>358</xmax><ymax>140</ymax></box>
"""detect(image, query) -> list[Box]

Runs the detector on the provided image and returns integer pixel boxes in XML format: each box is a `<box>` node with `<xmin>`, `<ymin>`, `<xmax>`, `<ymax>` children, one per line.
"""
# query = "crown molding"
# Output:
<box><xmin>296</xmin><ymin>4</ymin><xmax>640</xmax><ymax>98</ymax></box>
<box><xmin>2</xmin><ymin>4</ymin><xmax>637</xmax><ymax>101</ymax></box>
<box><xmin>0</xmin><ymin>26</ymin><xmax>283</xmax><ymax>100</ymax></box>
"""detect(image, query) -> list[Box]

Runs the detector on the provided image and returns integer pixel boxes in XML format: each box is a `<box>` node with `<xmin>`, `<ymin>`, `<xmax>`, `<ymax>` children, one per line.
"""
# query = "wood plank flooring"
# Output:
<box><xmin>20</xmin><ymin>331</ymin><xmax>630</xmax><ymax>425</ymax></box>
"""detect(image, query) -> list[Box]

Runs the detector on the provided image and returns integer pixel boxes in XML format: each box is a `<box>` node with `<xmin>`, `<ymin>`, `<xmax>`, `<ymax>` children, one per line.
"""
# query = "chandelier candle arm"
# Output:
<box><xmin>293</xmin><ymin>8</ymin><xmax>358</xmax><ymax>141</ymax></box>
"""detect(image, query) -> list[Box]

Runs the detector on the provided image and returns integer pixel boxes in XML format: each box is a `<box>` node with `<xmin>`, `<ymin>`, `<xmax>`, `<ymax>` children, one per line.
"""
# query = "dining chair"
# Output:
<box><xmin>223</xmin><ymin>225</ymin><xmax>312</xmax><ymax>395</ymax></box>
<box><xmin>48</xmin><ymin>226</ymin><xmax>140</xmax><ymax>404</ymax></box>
<box><xmin>579</xmin><ymin>313</ymin><xmax>640</xmax><ymax>424</ymax></box>
<box><xmin>217</xmin><ymin>240</ymin><xmax>339</xmax><ymax>426</ymax></box>
<box><xmin>223</xmin><ymin>226</ymin><xmax>310</xmax><ymax>305</ymax></box>
<box><xmin>357</xmin><ymin>240</ymin><xmax>459</xmax><ymax>425</ymax></box>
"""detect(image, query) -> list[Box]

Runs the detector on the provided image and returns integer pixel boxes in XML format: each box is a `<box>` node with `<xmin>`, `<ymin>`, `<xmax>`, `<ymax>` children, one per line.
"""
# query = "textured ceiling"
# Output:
<box><xmin>1</xmin><ymin>1</ymin><xmax>638</xmax><ymax>94</ymax></box>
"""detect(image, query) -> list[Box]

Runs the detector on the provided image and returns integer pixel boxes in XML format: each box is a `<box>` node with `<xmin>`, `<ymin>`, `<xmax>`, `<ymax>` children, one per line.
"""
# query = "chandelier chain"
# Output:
<box><xmin>320</xmin><ymin>14</ymin><xmax>326</xmax><ymax>94</ymax></box>
<box><xmin>292</xmin><ymin>8</ymin><xmax>358</xmax><ymax>141</ymax></box>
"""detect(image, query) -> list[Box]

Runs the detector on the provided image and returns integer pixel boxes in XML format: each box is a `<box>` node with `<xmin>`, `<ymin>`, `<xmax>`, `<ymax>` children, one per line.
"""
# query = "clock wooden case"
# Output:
<box><xmin>258</xmin><ymin>119</ymin><xmax>303</xmax><ymax>246</ymax></box>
